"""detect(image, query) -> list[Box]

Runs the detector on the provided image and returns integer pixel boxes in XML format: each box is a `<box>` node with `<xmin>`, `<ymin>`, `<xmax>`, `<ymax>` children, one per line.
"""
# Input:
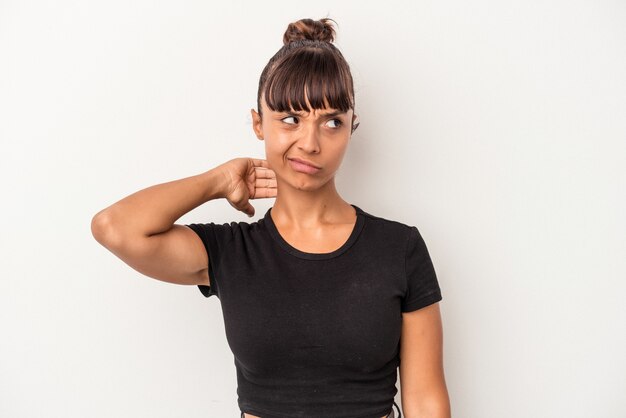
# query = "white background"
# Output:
<box><xmin>1</xmin><ymin>1</ymin><xmax>624</xmax><ymax>417</ymax></box>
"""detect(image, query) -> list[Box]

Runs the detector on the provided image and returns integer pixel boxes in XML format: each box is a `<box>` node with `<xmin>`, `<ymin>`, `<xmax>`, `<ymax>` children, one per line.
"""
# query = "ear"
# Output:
<box><xmin>351</xmin><ymin>113</ymin><xmax>360</xmax><ymax>134</ymax></box>
<box><xmin>251</xmin><ymin>108</ymin><xmax>264</xmax><ymax>140</ymax></box>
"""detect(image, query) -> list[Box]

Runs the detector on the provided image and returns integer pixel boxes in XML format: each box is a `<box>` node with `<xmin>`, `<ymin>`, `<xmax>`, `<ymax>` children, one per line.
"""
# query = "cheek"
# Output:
<box><xmin>263</xmin><ymin>138</ymin><xmax>288</xmax><ymax>171</ymax></box>
<box><xmin>326</xmin><ymin>139</ymin><xmax>350</xmax><ymax>159</ymax></box>
<box><xmin>263</xmin><ymin>138</ymin><xmax>282</xmax><ymax>156</ymax></box>
<box><xmin>264</xmin><ymin>132</ymin><xmax>291</xmax><ymax>155</ymax></box>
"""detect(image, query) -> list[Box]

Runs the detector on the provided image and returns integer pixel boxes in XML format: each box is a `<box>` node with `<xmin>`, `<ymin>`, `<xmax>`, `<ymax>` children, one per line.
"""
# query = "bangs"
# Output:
<box><xmin>263</xmin><ymin>48</ymin><xmax>354</xmax><ymax>114</ymax></box>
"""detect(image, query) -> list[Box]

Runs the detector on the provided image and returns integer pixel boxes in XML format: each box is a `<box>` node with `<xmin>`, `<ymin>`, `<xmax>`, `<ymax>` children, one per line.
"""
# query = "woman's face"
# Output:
<box><xmin>251</xmin><ymin>94</ymin><xmax>357</xmax><ymax>191</ymax></box>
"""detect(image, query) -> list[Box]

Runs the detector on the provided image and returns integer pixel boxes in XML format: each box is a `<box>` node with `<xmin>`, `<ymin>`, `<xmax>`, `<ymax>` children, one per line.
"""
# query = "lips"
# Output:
<box><xmin>288</xmin><ymin>157</ymin><xmax>320</xmax><ymax>169</ymax></box>
<box><xmin>288</xmin><ymin>158</ymin><xmax>321</xmax><ymax>174</ymax></box>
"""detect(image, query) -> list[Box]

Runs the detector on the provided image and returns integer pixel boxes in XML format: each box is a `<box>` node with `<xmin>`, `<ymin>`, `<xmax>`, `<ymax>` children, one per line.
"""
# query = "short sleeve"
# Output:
<box><xmin>185</xmin><ymin>222</ymin><xmax>234</xmax><ymax>298</ymax></box>
<box><xmin>402</xmin><ymin>226</ymin><xmax>443</xmax><ymax>312</ymax></box>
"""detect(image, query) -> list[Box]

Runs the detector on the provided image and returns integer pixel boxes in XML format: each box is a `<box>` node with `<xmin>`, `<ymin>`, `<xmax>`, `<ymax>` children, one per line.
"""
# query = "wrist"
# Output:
<box><xmin>200</xmin><ymin>167</ymin><xmax>230</xmax><ymax>201</ymax></box>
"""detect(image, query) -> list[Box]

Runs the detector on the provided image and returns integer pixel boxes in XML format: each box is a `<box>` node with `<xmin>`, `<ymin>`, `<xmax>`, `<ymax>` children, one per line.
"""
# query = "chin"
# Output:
<box><xmin>290</xmin><ymin>173</ymin><xmax>334</xmax><ymax>192</ymax></box>
<box><xmin>292</xmin><ymin>182</ymin><xmax>320</xmax><ymax>192</ymax></box>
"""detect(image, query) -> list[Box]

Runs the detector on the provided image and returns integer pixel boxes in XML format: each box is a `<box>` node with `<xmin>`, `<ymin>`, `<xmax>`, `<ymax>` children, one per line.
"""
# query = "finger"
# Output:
<box><xmin>243</xmin><ymin>202</ymin><xmax>255</xmax><ymax>217</ymax></box>
<box><xmin>251</xmin><ymin>158</ymin><xmax>271</xmax><ymax>168</ymax></box>
<box><xmin>255</xmin><ymin>177</ymin><xmax>277</xmax><ymax>189</ymax></box>
<box><xmin>251</xmin><ymin>181</ymin><xmax>278</xmax><ymax>199</ymax></box>
<box><xmin>250</xmin><ymin>187</ymin><xmax>277</xmax><ymax>199</ymax></box>
<box><xmin>254</xmin><ymin>166</ymin><xmax>275</xmax><ymax>179</ymax></box>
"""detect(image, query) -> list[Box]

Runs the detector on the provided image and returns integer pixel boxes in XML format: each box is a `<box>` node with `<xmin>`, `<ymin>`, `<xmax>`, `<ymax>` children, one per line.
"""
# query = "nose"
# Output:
<box><xmin>297</xmin><ymin>123</ymin><xmax>321</xmax><ymax>154</ymax></box>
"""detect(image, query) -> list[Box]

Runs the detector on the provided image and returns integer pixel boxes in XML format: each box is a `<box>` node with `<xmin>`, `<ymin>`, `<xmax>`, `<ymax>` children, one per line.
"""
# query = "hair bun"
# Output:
<box><xmin>283</xmin><ymin>18</ymin><xmax>337</xmax><ymax>45</ymax></box>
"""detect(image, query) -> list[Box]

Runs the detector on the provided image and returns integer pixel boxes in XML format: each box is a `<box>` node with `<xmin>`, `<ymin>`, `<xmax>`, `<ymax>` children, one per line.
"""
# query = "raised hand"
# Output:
<box><xmin>218</xmin><ymin>157</ymin><xmax>277</xmax><ymax>217</ymax></box>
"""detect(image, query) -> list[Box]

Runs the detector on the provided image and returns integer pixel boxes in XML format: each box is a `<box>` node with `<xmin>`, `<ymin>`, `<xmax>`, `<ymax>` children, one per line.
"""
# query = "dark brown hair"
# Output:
<box><xmin>256</xmin><ymin>18</ymin><xmax>359</xmax><ymax>133</ymax></box>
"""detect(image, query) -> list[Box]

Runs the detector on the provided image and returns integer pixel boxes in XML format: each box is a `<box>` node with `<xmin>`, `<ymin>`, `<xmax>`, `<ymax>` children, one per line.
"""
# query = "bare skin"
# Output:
<box><xmin>249</xmin><ymin>92</ymin><xmax>361</xmax><ymax>251</ymax></box>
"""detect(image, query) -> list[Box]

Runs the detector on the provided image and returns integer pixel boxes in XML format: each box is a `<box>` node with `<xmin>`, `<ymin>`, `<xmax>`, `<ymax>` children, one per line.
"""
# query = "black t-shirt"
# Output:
<box><xmin>186</xmin><ymin>204</ymin><xmax>442</xmax><ymax>418</ymax></box>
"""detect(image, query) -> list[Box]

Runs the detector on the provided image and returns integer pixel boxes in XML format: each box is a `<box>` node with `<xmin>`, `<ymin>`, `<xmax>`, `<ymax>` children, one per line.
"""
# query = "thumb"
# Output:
<box><xmin>243</xmin><ymin>202</ymin><xmax>255</xmax><ymax>218</ymax></box>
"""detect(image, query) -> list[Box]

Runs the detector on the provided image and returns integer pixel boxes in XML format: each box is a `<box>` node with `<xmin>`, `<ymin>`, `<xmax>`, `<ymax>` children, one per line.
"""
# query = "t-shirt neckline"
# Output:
<box><xmin>264</xmin><ymin>204</ymin><xmax>366</xmax><ymax>260</ymax></box>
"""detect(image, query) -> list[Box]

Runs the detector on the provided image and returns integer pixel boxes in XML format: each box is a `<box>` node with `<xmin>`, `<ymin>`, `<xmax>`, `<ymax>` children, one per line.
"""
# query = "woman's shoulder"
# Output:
<box><xmin>356</xmin><ymin>204</ymin><xmax>415</xmax><ymax>233</ymax></box>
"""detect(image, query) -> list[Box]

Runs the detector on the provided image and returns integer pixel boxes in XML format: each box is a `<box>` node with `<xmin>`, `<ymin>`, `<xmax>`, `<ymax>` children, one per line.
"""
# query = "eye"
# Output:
<box><xmin>281</xmin><ymin>116</ymin><xmax>298</xmax><ymax>125</ymax></box>
<box><xmin>326</xmin><ymin>119</ymin><xmax>343</xmax><ymax>128</ymax></box>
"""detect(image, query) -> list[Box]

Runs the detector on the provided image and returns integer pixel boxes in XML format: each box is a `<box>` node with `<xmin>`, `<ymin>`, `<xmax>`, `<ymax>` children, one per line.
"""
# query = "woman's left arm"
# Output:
<box><xmin>399</xmin><ymin>302</ymin><xmax>451</xmax><ymax>418</ymax></box>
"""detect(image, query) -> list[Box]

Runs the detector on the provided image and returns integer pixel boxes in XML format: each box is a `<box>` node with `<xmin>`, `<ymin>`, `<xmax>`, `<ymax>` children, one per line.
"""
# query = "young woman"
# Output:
<box><xmin>92</xmin><ymin>17</ymin><xmax>450</xmax><ymax>418</ymax></box>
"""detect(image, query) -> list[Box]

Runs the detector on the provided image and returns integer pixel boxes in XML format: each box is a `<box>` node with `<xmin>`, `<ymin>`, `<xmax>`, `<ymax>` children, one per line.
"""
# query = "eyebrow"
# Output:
<box><xmin>287</xmin><ymin>110</ymin><xmax>347</xmax><ymax>118</ymax></box>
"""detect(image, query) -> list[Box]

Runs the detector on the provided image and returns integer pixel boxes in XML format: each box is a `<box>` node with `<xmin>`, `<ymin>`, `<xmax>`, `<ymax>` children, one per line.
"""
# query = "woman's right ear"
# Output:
<box><xmin>251</xmin><ymin>108</ymin><xmax>263</xmax><ymax>140</ymax></box>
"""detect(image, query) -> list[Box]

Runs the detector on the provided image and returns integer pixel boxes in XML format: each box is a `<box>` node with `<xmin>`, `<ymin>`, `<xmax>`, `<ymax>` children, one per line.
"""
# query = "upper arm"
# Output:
<box><xmin>140</xmin><ymin>224</ymin><xmax>211</xmax><ymax>286</ymax></box>
<box><xmin>399</xmin><ymin>302</ymin><xmax>450</xmax><ymax>414</ymax></box>
<box><xmin>94</xmin><ymin>219</ymin><xmax>210</xmax><ymax>286</ymax></box>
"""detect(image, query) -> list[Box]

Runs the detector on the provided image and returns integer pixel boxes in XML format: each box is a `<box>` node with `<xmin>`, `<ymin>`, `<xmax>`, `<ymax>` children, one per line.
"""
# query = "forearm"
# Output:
<box><xmin>401</xmin><ymin>389</ymin><xmax>451</xmax><ymax>418</ymax></box>
<box><xmin>92</xmin><ymin>166</ymin><xmax>229</xmax><ymax>241</ymax></box>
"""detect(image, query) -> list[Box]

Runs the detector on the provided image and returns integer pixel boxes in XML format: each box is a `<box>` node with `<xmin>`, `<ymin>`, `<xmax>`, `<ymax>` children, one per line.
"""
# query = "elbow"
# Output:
<box><xmin>91</xmin><ymin>211</ymin><xmax>106</xmax><ymax>242</ymax></box>
<box><xmin>91</xmin><ymin>210</ymin><xmax>121</xmax><ymax>249</ymax></box>
<box><xmin>405</xmin><ymin>399</ymin><xmax>451</xmax><ymax>418</ymax></box>
<box><xmin>402</xmin><ymin>391</ymin><xmax>451</xmax><ymax>418</ymax></box>
<box><xmin>417</xmin><ymin>402</ymin><xmax>451</xmax><ymax>418</ymax></box>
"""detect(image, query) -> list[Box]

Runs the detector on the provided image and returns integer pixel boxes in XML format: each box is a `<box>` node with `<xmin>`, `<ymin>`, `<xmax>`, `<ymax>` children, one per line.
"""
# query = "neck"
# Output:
<box><xmin>271</xmin><ymin>176</ymin><xmax>354</xmax><ymax>228</ymax></box>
